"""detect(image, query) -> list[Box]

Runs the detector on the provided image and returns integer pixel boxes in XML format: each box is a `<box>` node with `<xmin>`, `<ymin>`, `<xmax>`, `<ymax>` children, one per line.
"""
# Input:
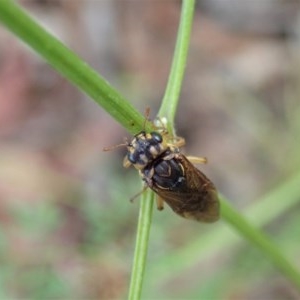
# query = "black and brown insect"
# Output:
<box><xmin>110</xmin><ymin>124</ymin><xmax>220</xmax><ymax>223</ymax></box>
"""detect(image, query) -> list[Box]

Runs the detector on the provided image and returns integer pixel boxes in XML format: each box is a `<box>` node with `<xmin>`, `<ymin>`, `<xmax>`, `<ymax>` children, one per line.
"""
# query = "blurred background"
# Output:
<box><xmin>1</xmin><ymin>0</ymin><xmax>300</xmax><ymax>299</ymax></box>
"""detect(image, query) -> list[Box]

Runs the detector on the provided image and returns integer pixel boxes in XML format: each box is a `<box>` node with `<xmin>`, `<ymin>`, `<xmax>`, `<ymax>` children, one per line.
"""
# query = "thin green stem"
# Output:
<box><xmin>128</xmin><ymin>190</ymin><xmax>154</xmax><ymax>300</ymax></box>
<box><xmin>158</xmin><ymin>0</ymin><xmax>195</xmax><ymax>132</ymax></box>
<box><xmin>128</xmin><ymin>1</ymin><xmax>196</xmax><ymax>299</ymax></box>
<box><xmin>221</xmin><ymin>198</ymin><xmax>300</xmax><ymax>288</ymax></box>
<box><xmin>0</xmin><ymin>0</ymin><xmax>145</xmax><ymax>135</ymax></box>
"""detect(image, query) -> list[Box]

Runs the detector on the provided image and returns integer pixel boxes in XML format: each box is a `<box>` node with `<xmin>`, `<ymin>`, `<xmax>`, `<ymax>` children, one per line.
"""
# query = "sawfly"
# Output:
<box><xmin>104</xmin><ymin>115</ymin><xmax>219</xmax><ymax>222</ymax></box>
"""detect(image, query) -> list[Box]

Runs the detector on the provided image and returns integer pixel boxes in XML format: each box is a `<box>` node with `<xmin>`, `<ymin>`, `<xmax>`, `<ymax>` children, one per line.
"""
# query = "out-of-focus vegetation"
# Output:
<box><xmin>0</xmin><ymin>0</ymin><xmax>300</xmax><ymax>299</ymax></box>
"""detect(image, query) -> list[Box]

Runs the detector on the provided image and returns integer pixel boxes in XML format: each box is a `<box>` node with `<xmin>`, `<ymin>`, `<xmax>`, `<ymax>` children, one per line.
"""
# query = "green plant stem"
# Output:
<box><xmin>128</xmin><ymin>190</ymin><xmax>154</xmax><ymax>300</ymax></box>
<box><xmin>221</xmin><ymin>198</ymin><xmax>300</xmax><ymax>288</ymax></box>
<box><xmin>158</xmin><ymin>0</ymin><xmax>195</xmax><ymax>132</ymax></box>
<box><xmin>128</xmin><ymin>1</ymin><xmax>196</xmax><ymax>299</ymax></box>
<box><xmin>0</xmin><ymin>0</ymin><xmax>145</xmax><ymax>135</ymax></box>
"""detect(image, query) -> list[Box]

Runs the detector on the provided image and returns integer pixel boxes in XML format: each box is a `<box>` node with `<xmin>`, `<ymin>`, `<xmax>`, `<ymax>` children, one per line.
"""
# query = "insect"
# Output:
<box><xmin>122</xmin><ymin>129</ymin><xmax>219</xmax><ymax>222</ymax></box>
<box><xmin>104</xmin><ymin>112</ymin><xmax>219</xmax><ymax>223</ymax></box>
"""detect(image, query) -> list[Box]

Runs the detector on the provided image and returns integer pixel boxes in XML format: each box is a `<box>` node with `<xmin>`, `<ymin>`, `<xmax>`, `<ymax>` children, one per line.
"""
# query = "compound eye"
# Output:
<box><xmin>127</xmin><ymin>152</ymin><xmax>137</xmax><ymax>164</ymax></box>
<box><xmin>151</xmin><ymin>132</ymin><xmax>163</xmax><ymax>143</ymax></box>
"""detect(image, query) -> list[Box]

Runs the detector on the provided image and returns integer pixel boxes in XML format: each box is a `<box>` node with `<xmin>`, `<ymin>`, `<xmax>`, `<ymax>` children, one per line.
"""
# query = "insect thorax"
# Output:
<box><xmin>126</xmin><ymin>131</ymin><xmax>169</xmax><ymax>170</ymax></box>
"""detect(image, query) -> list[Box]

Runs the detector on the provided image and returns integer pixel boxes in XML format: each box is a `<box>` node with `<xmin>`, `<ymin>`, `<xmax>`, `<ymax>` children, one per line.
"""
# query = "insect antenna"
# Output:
<box><xmin>142</xmin><ymin>106</ymin><xmax>151</xmax><ymax>130</ymax></box>
<box><xmin>103</xmin><ymin>138</ymin><xmax>128</xmax><ymax>152</ymax></box>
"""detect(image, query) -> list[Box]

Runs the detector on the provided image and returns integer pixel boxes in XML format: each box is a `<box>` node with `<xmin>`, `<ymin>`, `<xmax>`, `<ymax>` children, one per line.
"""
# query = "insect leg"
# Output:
<box><xmin>156</xmin><ymin>195</ymin><xmax>164</xmax><ymax>211</ymax></box>
<box><xmin>186</xmin><ymin>156</ymin><xmax>207</xmax><ymax>164</ymax></box>
<box><xmin>129</xmin><ymin>185</ymin><xmax>148</xmax><ymax>202</ymax></box>
<box><xmin>123</xmin><ymin>156</ymin><xmax>131</xmax><ymax>168</ymax></box>
<box><xmin>170</xmin><ymin>136</ymin><xmax>186</xmax><ymax>148</ymax></box>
